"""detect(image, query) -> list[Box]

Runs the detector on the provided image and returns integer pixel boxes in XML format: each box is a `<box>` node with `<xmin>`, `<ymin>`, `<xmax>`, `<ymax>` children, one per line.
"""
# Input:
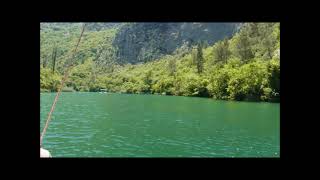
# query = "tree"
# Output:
<box><xmin>213</xmin><ymin>38</ymin><xmax>231</xmax><ymax>64</ymax></box>
<box><xmin>208</xmin><ymin>67</ymin><xmax>230</xmax><ymax>99</ymax></box>
<box><xmin>43</xmin><ymin>57</ymin><xmax>48</xmax><ymax>68</ymax></box>
<box><xmin>167</xmin><ymin>58</ymin><xmax>176</xmax><ymax>76</ymax></box>
<box><xmin>143</xmin><ymin>70</ymin><xmax>153</xmax><ymax>92</ymax></box>
<box><xmin>274</xmin><ymin>23</ymin><xmax>280</xmax><ymax>49</ymax></box>
<box><xmin>235</xmin><ymin>32</ymin><xmax>254</xmax><ymax>62</ymax></box>
<box><xmin>246</xmin><ymin>23</ymin><xmax>260</xmax><ymax>38</ymax></box>
<box><xmin>267</xmin><ymin>58</ymin><xmax>280</xmax><ymax>101</ymax></box>
<box><xmin>240</xmin><ymin>23</ymin><xmax>278</xmax><ymax>60</ymax></box>
<box><xmin>52</xmin><ymin>46</ymin><xmax>57</xmax><ymax>73</ymax></box>
<box><xmin>193</xmin><ymin>42</ymin><xmax>204</xmax><ymax>74</ymax></box>
<box><xmin>226</xmin><ymin>61</ymin><xmax>269</xmax><ymax>101</ymax></box>
<box><xmin>40</xmin><ymin>67</ymin><xmax>62</xmax><ymax>92</ymax></box>
<box><xmin>260</xmin><ymin>35</ymin><xmax>276</xmax><ymax>59</ymax></box>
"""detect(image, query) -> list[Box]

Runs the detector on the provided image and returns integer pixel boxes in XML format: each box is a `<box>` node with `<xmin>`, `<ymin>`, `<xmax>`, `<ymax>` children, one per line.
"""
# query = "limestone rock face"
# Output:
<box><xmin>113</xmin><ymin>23</ymin><xmax>240</xmax><ymax>64</ymax></box>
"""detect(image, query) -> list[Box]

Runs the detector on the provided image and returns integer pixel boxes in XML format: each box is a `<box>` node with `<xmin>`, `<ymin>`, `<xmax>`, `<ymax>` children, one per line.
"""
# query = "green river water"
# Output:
<box><xmin>40</xmin><ymin>92</ymin><xmax>280</xmax><ymax>157</ymax></box>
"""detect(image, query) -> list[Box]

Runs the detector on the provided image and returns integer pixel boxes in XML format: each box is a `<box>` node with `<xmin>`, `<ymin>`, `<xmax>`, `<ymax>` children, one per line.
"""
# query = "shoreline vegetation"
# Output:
<box><xmin>40</xmin><ymin>91</ymin><xmax>280</xmax><ymax>103</ymax></box>
<box><xmin>41</xmin><ymin>23</ymin><xmax>280</xmax><ymax>102</ymax></box>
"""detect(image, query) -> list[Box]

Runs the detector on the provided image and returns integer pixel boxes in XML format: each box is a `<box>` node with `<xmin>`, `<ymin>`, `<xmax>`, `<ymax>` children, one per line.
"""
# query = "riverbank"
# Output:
<box><xmin>40</xmin><ymin>90</ymin><xmax>280</xmax><ymax>103</ymax></box>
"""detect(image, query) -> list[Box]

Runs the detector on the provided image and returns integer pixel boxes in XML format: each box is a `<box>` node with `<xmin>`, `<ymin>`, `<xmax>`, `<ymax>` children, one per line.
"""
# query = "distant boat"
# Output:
<box><xmin>99</xmin><ymin>89</ymin><xmax>108</xmax><ymax>94</ymax></box>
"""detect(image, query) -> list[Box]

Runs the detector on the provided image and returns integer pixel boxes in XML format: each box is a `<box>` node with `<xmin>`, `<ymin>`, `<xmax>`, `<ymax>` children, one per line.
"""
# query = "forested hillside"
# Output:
<box><xmin>40</xmin><ymin>22</ymin><xmax>279</xmax><ymax>102</ymax></box>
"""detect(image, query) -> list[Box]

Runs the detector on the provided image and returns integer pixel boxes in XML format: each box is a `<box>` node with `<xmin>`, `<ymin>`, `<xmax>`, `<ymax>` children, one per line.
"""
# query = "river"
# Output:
<box><xmin>40</xmin><ymin>92</ymin><xmax>280</xmax><ymax>157</ymax></box>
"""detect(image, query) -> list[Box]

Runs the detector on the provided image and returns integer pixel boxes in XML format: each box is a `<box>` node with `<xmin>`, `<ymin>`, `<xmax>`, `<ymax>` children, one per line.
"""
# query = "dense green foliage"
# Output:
<box><xmin>41</xmin><ymin>23</ymin><xmax>280</xmax><ymax>102</ymax></box>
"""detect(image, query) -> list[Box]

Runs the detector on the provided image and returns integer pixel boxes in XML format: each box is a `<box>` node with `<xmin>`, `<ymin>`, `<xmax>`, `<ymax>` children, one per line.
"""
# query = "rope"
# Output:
<box><xmin>40</xmin><ymin>23</ymin><xmax>86</xmax><ymax>146</ymax></box>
